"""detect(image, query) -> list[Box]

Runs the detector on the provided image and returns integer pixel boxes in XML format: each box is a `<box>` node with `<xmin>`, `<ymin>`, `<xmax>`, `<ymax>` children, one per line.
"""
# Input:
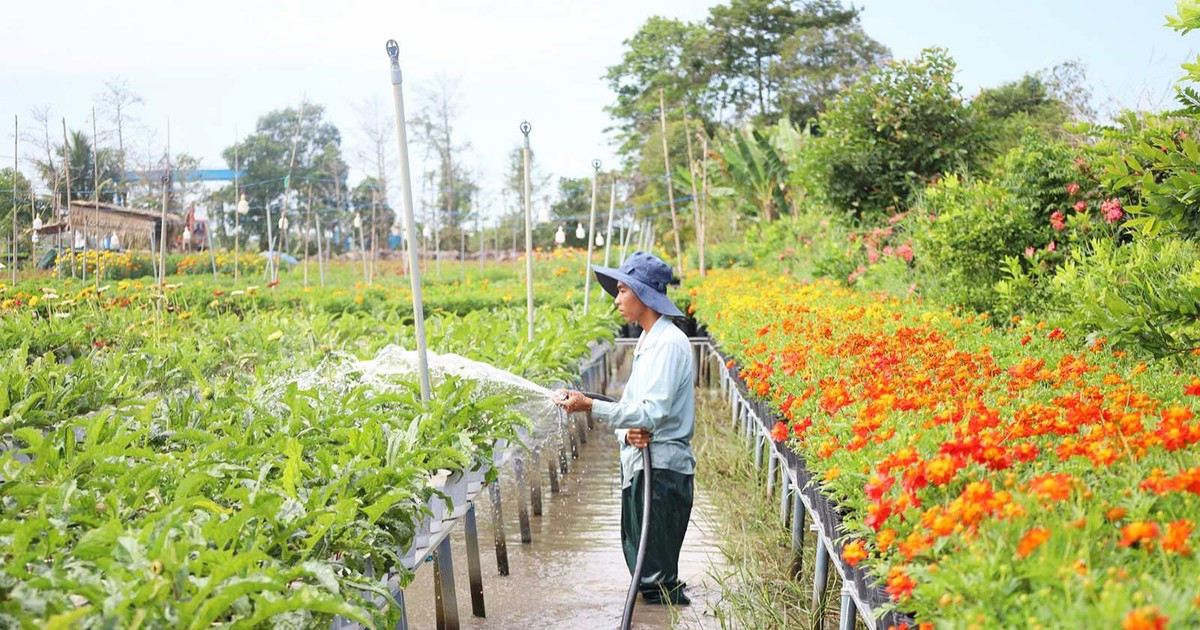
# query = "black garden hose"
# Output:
<box><xmin>579</xmin><ymin>392</ymin><xmax>650</xmax><ymax>630</ymax></box>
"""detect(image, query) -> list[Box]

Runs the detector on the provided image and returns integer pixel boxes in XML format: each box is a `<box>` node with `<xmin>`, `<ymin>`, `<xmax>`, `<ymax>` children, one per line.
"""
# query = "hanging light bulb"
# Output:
<box><xmin>278</xmin><ymin>215</ymin><xmax>289</xmax><ymax>230</ymax></box>
<box><xmin>237</xmin><ymin>194</ymin><xmax>250</xmax><ymax>215</ymax></box>
<box><xmin>353</xmin><ymin>213</ymin><xmax>363</xmax><ymax>229</ymax></box>
<box><xmin>595</xmin><ymin>232</ymin><xmax>605</xmax><ymax>247</ymax></box>
<box><xmin>110</xmin><ymin>232</ymin><xmax>120</xmax><ymax>250</ymax></box>
<box><xmin>32</xmin><ymin>216</ymin><xmax>43</xmax><ymax>230</ymax></box>
<box><xmin>422</xmin><ymin>224</ymin><xmax>431</xmax><ymax>239</ymax></box>
<box><xmin>182</xmin><ymin>226</ymin><xmax>192</xmax><ymax>242</ymax></box>
<box><xmin>31</xmin><ymin>232</ymin><xmax>40</xmax><ymax>244</ymax></box>
<box><xmin>554</xmin><ymin>225</ymin><xmax>566</xmax><ymax>245</ymax></box>
<box><xmin>575</xmin><ymin>222</ymin><xmax>585</xmax><ymax>240</ymax></box>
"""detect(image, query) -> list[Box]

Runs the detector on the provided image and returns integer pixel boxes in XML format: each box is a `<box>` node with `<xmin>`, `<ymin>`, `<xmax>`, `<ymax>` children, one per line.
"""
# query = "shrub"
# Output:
<box><xmin>907</xmin><ymin>175</ymin><xmax>1046</xmax><ymax>312</ymax></box>
<box><xmin>1049</xmin><ymin>237</ymin><xmax>1200</xmax><ymax>357</ymax></box>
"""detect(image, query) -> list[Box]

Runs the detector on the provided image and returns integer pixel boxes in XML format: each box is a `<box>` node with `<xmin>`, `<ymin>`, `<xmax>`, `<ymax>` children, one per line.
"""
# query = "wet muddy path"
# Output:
<box><xmin>403</xmin><ymin>349</ymin><xmax>727</xmax><ymax>629</ymax></box>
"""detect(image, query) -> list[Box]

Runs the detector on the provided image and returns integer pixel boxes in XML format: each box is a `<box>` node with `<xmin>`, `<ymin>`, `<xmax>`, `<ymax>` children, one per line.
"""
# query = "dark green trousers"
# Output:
<box><xmin>620</xmin><ymin>468</ymin><xmax>694</xmax><ymax>598</ymax></box>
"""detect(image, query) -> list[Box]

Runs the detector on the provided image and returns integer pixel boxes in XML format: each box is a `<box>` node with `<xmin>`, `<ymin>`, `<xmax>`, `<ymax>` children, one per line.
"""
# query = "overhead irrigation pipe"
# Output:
<box><xmin>387</xmin><ymin>39</ymin><xmax>432</xmax><ymax>402</ymax></box>
<box><xmin>583</xmin><ymin>159</ymin><xmax>600</xmax><ymax>315</ymax></box>
<box><xmin>521</xmin><ymin>121</ymin><xmax>534</xmax><ymax>343</ymax></box>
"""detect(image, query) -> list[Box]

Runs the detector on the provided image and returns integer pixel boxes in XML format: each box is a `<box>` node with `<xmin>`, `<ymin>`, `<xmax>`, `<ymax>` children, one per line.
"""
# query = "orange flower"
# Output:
<box><xmin>1048</xmin><ymin>328</ymin><xmax>1065</xmax><ymax>341</ymax></box>
<box><xmin>1163</xmin><ymin>519</ymin><xmax>1194</xmax><ymax>555</ymax></box>
<box><xmin>876</xmin><ymin>528</ymin><xmax>897</xmax><ymax>553</ymax></box>
<box><xmin>1118</xmin><ymin>521</ymin><xmax>1161</xmax><ymax>550</ymax></box>
<box><xmin>1106</xmin><ymin>507</ymin><xmax>1127</xmax><ymax>522</ymax></box>
<box><xmin>1122</xmin><ymin>606</ymin><xmax>1168</xmax><ymax>630</ymax></box>
<box><xmin>1017</xmin><ymin>527</ymin><xmax>1050</xmax><ymax>558</ymax></box>
<box><xmin>770</xmin><ymin>421</ymin><xmax>788</xmax><ymax>443</ymax></box>
<box><xmin>1028</xmin><ymin>473</ymin><xmax>1074</xmax><ymax>503</ymax></box>
<box><xmin>885</xmin><ymin>566</ymin><xmax>916</xmax><ymax>601</ymax></box>
<box><xmin>1184</xmin><ymin>378</ymin><xmax>1200</xmax><ymax>396</ymax></box>
<box><xmin>842</xmin><ymin>540</ymin><xmax>868</xmax><ymax>566</ymax></box>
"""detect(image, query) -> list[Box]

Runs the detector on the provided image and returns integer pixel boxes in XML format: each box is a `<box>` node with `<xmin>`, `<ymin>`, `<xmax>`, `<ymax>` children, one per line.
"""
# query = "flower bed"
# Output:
<box><xmin>691</xmin><ymin>269</ymin><xmax>1200</xmax><ymax>628</ymax></box>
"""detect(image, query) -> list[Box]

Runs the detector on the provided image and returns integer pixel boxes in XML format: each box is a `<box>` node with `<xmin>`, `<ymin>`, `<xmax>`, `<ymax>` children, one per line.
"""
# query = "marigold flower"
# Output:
<box><xmin>1118</xmin><ymin>521</ymin><xmax>1161</xmax><ymax>550</ymax></box>
<box><xmin>885</xmin><ymin>567</ymin><xmax>916</xmax><ymax>601</ymax></box>
<box><xmin>1185</xmin><ymin>378</ymin><xmax>1200</xmax><ymax>396</ymax></box>
<box><xmin>770</xmin><ymin>421</ymin><xmax>788</xmax><ymax>443</ymax></box>
<box><xmin>1106</xmin><ymin>507</ymin><xmax>1127</xmax><ymax>522</ymax></box>
<box><xmin>1048</xmin><ymin>328</ymin><xmax>1065</xmax><ymax>341</ymax></box>
<box><xmin>876</xmin><ymin>528</ymin><xmax>897</xmax><ymax>553</ymax></box>
<box><xmin>842</xmin><ymin>540</ymin><xmax>868</xmax><ymax>566</ymax></box>
<box><xmin>1163</xmin><ymin>519</ymin><xmax>1194</xmax><ymax>555</ymax></box>
<box><xmin>1122</xmin><ymin>606</ymin><xmax>1168</xmax><ymax>630</ymax></box>
<box><xmin>1028</xmin><ymin>473</ymin><xmax>1074</xmax><ymax>503</ymax></box>
<box><xmin>1017</xmin><ymin>527</ymin><xmax>1050</xmax><ymax>558</ymax></box>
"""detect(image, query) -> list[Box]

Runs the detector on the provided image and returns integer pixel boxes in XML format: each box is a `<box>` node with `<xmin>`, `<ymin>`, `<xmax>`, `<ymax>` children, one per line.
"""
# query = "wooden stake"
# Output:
<box><xmin>658</xmin><ymin>88</ymin><xmax>682</xmax><ymax>271</ymax></box>
<box><xmin>684</xmin><ymin>114</ymin><xmax>704</xmax><ymax>278</ymax></box>
<box><xmin>62</xmin><ymin>119</ymin><xmax>75</xmax><ymax>278</ymax></box>
<box><xmin>303</xmin><ymin>186</ymin><xmax>312</xmax><ymax>287</ymax></box>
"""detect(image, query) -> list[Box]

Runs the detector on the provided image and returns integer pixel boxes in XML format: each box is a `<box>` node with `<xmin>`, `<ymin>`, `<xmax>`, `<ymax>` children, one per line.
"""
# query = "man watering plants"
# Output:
<box><xmin>555</xmin><ymin>251</ymin><xmax>695</xmax><ymax>607</ymax></box>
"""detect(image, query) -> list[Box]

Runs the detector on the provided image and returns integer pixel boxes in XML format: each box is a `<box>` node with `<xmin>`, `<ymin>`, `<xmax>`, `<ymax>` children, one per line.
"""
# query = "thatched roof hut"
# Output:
<box><xmin>33</xmin><ymin>201</ymin><xmax>184</xmax><ymax>250</ymax></box>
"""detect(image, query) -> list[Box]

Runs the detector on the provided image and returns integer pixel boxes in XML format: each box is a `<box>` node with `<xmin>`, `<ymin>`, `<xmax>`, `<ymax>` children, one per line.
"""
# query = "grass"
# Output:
<box><xmin>692</xmin><ymin>388</ymin><xmax>861</xmax><ymax>630</ymax></box>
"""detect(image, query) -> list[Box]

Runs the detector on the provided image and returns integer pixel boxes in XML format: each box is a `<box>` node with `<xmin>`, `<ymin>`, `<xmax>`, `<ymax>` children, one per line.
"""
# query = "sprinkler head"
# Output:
<box><xmin>385</xmin><ymin>40</ymin><xmax>400</xmax><ymax>62</ymax></box>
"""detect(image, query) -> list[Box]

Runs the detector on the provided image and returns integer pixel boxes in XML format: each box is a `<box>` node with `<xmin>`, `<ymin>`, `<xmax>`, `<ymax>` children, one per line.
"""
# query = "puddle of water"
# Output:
<box><xmin>402</xmin><ymin>348</ymin><xmax>727</xmax><ymax>629</ymax></box>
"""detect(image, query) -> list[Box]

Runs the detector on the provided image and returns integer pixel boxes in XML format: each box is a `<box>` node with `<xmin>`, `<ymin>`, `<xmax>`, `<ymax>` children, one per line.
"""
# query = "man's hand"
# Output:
<box><xmin>626</xmin><ymin>428</ymin><xmax>651</xmax><ymax>449</ymax></box>
<box><xmin>553</xmin><ymin>389</ymin><xmax>593</xmax><ymax>413</ymax></box>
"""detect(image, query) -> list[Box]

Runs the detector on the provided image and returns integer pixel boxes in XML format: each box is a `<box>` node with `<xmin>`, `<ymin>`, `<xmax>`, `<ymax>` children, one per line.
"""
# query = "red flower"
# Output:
<box><xmin>1184</xmin><ymin>378</ymin><xmax>1200</xmax><ymax>396</ymax></box>
<box><xmin>1048</xmin><ymin>328</ymin><xmax>1065</xmax><ymax>341</ymax></box>
<box><xmin>1050</xmin><ymin>211</ymin><xmax>1066</xmax><ymax>231</ymax></box>
<box><xmin>1074</xmin><ymin>200</ymin><xmax>1088</xmax><ymax>213</ymax></box>
<box><xmin>770</xmin><ymin>421</ymin><xmax>789</xmax><ymax>443</ymax></box>
<box><xmin>1066</xmin><ymin>182</ymin><xmax>1080</xmax><ymax>196</ymax></box>
<box><xmin>1101</xmin><ymin>198</ymin><xmax>1124</xmax><ymax>223</ymax></box>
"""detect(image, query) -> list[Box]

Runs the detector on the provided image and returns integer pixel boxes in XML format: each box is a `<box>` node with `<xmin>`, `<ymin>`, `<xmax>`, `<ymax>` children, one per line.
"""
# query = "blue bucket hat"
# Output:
<box><xmin>590</xmin><ymin>251</ymin><xmax>685</xmax><ymax>318</ymax></box>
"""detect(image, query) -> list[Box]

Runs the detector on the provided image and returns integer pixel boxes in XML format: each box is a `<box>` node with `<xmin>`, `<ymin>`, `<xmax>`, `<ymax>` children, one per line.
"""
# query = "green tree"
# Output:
<box><xmin>220</xmin><ymin>103</ymin><xmax>345</xmax><ymax>250</ymax></box>
<box><xmin>604</xmin><ymin>16</ymin><xmax>715</xmax><ymax>157</ymax></box>
<box><xmin>707</xmin><ymin>0</ymin><xmax>862</xmax><ymax>121</ymax></box>
<box><xmin>770</xmin><ymin>19</ymin><xmax>889</xmax><ymax>125</ymax></box>
<box><xmin>811</xmin><ymin>48</ymin><xmax>986</xmax><ymax>221</ymax></box>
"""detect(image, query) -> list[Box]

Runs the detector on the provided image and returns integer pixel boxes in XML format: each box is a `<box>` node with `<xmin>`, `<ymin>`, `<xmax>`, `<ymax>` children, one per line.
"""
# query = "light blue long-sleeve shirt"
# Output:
<box><xmin>591</xmin><ymin>316</ymin><xmax>696</xmax><ymax>488</ymax></box>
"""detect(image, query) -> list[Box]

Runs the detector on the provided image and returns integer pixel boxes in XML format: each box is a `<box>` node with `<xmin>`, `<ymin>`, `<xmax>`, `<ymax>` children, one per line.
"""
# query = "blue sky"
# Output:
<box><xmin>0</xmin><ymin>0</ymin><xmax>1193</xmax><ymax>221</ymax></box>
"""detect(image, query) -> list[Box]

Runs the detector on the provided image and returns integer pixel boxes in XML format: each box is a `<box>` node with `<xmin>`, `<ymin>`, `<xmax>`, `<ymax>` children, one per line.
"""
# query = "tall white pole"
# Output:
<box><xmin>603</xmin><ymin>174</ymin><xmax>616</xmax><ymax>267</ymax></box>
<box><xmin>233</xmin><ymin>131</ymin><xmax>240</xmax><ymax>282</ymax></box>
<box><xmin>582</xmin><ymin>159</ymin><xmax>600</xmax><ymax>314</ymax></box>
<box><xmin>275</xmin><ymin>99</ymin><xmax>306</xmax><ymax>284</ymax></box>
<box><xmin>11</xmin><ymin>116</ymin><xmax>17</xmax><ymax>285</ymax></box>
<box><xmin>387</xmin><ymin>40</ymin><xmax>431</xmax><ymax>401</ymax></box>
<box><xmin>521</xmin><ymin>121</ymin><xmax>534</xmax><ymax>343</ymax></box>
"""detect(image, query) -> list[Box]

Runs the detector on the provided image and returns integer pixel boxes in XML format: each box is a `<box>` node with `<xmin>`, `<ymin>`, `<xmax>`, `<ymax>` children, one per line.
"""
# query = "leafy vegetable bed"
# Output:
<box><xmin>0</xmin><ymin>277</ymin><xmax>612</xmax><ymax>628</ymax></box>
